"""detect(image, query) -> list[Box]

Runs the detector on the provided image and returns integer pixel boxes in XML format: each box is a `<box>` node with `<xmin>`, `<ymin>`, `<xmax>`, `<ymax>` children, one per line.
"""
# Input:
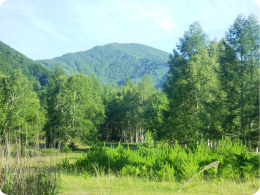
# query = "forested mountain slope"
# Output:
<box><xmin>0</xmin><ymin>41</ymin><xmax>50</xmax><ymax>89</ymax></box>
<box><xmin>38</xmin><ymin>43</ymin><xmax>170</xmax><ymax>88</ymax></box>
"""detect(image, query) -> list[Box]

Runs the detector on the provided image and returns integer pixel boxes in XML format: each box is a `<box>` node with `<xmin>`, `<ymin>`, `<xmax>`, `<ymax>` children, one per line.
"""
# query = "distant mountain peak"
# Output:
<box><xmin>38</xmin><ymin>43</ymin><xmax>170</xmax><ymax>88</ymax></box>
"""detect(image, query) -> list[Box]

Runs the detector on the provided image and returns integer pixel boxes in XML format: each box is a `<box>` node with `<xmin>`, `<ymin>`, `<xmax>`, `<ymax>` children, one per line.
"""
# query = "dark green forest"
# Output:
<box><xmin>37</xmin><ymin>43</ymin><xmax>170</xmax><ymax>88</ymax></box>
<box><xmin>0</xmin><ymin>41</ymin><xmax>51</xmax><ymax>90</ymax></box>
<box><xmin>0</xmin><ymin>15</ymin><xmax>259</xmax><ymax>150</ymax></box>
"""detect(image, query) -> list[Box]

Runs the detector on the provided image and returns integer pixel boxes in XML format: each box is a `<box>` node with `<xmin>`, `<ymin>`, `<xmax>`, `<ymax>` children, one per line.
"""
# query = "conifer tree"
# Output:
<box><xmin>225</xmin><ymin>15</ymin><xmax>260</xmax><ymax>145</ymax></box>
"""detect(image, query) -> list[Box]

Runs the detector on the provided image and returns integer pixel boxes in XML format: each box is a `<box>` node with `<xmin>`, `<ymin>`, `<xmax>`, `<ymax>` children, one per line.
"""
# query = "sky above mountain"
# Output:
<box><xmin>0</xmin><ymin>0</ymin><xmax>259</xmax><ymax>60</ymax></box>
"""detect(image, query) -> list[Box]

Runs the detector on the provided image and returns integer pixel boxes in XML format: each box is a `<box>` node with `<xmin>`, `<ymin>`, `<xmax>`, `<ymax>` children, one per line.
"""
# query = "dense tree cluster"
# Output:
<box><xmin>0</xmin><ymin>71</ymin><xmax>44</xmax><ymax>146</ymax></box>
<box><xmin>0</xmin><ymin>15</ymin><xmax>259</xmax><ymax>149</ymax></box>
<box><xmin>100</xmin><ymin>75</ymin><xmax>168</xmax><ymax>142</ymax></box>
<box><xmin>164</xmin><ymin>15</ymin><xmax>259</xmax><ymax>146</ymax></box>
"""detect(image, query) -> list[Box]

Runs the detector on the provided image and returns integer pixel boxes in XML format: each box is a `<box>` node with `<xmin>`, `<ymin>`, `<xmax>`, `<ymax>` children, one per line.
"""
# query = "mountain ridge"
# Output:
<box><xmin>0</xmin><ymin>40</ymin><xmax>51</xmax><ymax>89</ymax></box>
<box><xmin>38</xmin><ymin>43</ymin><xmax>170</xmax><ymax>88</ymax></box>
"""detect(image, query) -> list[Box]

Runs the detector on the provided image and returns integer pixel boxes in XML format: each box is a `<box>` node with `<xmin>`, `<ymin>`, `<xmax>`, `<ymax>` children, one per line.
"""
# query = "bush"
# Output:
<box><xmin>61</xmin><ymin>144</ymin><xmax>72</xmax><ymax>153</ymax></box>
<box><xmin>67</xmin><ymin>139</ymin><xmax>258</xmax><ymax>182</ymax></box>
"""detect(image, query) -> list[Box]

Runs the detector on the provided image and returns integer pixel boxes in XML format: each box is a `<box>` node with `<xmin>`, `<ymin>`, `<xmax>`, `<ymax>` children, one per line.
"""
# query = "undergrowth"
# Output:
<box><xmin>0</xmin><ymin>144</ymin><xmax>60</xmax><ymax>195</ymax></box>
<box><xmin>60</xmin><ymin>138</ymin><xmax>259</xmax><ymax>182</ymax></box>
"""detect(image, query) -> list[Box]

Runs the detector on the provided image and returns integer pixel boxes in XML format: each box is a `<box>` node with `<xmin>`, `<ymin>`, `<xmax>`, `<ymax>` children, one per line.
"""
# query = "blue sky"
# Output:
<box><xmin>0</xmin><ymin>0</ymin><xmax>259</xmax><ymax>60</ymax></box>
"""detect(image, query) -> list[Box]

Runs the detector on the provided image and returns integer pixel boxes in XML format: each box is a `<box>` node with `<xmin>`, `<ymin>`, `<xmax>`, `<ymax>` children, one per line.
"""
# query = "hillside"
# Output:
<box><xmin>0</xmin><ymin>41</ymin><xmax>51</xmax><ymax>88</ymax></box>
<box><xmin>38</xmin><ymin>43</ymin><xmax>170</xmax><ymax>88</ymax></box>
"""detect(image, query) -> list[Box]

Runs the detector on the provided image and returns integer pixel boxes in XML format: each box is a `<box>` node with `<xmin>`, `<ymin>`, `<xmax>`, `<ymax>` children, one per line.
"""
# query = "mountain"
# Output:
<box><xmin>0</xmin><ymin>41</ymin><xmax>51</xmax><ymax>89</ymax></box>
<box><xmin>38</xmin><ymin>43</ymin><xmax>170</xmax><ymax>88</ymax></box>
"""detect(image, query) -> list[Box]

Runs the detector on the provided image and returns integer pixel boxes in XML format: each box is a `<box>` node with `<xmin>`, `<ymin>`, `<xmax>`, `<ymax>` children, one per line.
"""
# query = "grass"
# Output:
<box><xmin>2</xmin><ymin>143</ymin><xmax>258</xmax><ymax>194</ymax></box>
<box><xmin>60</xmin><ymin>174</ymin><xmax>259</xmax><ymax>195</ymax></box>
<box><xmin>59</xmin><ymin>152</ymin><xmax>83</xmax><ymax>163</ymax></box>
<box><xmin>58</xmin><ymin>141</ymin><xmax>260</xmax><ymax>195</ymax></box>
<box><xmin>0</xmin><ymin>145</ymin><xmax>60</xmax><ymax>194</ymax></box>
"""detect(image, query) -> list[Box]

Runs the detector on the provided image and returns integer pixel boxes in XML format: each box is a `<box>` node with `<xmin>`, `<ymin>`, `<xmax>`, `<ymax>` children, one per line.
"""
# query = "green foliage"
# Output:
<box><xmin>0</xmin><ymin>71</ymin><xmax>45</xmax><ymax>145</ymax></box>
<box><xmin>62</xmin><ymin>139</ymin><xmax>258</xmax><ymax>182</ymax></box>
<box><xmin>99</xmin><ymin>75</ymin><xmax>168</xmax><ymax>142</ymax></box>
<box><xmin>0</xmin><ymin>41</ymin><xmax>51</xmax><ymax>90</ymax></box>
<box><xmin>142</xmin><ymin>131</ymin><xmax>154</xmax><ymax>149</ymax></box>
<box><xmin>163</xmin><ymin>22</ymin><xmax>219</xmax><ymax>143</ymax></box>
<box><xmin>44</xmin><ymin>73</ymin><xmax>105</xmax><ymax>145</ymax></box>
<box><xmin>163</xmin><ymin>16</ymin><xmax>260</xmax><ymax>146</ymax></box>
<box><xmin>61</xmin><ymin>144</ymin><xmax>72</xmax><ymax>153</ymax></box>
<box><xmin>38</xmin><ymin>43</ymin><xmax>169</xmax><ymax>88</ymax></box>
<box><xmin>225</xmin><ymin>15</ymin><xmax>260</xmax><ymax>146</ymax></box>
<box><xmin>177</xmin><ymin>21</ymin><xmax>209</xmax><ymax>59</ymax></box>
<box><xmin>59</xmin><ymin>158</ymin><xmax>78</xmax><ymax>174</ymax></box>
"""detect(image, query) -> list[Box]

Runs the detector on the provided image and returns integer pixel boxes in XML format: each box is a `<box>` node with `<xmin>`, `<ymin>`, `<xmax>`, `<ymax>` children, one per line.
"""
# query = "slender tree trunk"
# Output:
<box><xmin>135</xmin><ymin>129</ymin><xmax>139</xmax><ymax>143</ymax></box>
<box><xmin>247</xmin><ymin>56</ymin><xmax>254</xmax><ymax>149</ymax></box>
<box><xmin>240</xmin><ymin>80</ymin><xmax>244</xmax><ymax>144</ymax></box>
<box><xmin>141</xmin><ymin>129</ymin><xmax>144</xmax><ymax>143</ymax></box>
<box><xmin>247</xmin><ymin>118</ymin><xmax>252</xmax><ymax>149</ymax></box>
<box><xmin>240</xmin><ymin>58</ymin><xmax>245</xmax><ymax>145</ymax></box>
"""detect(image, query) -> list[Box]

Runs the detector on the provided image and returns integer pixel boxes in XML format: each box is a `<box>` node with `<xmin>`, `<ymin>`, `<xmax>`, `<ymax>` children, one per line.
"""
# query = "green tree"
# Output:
<box><xmin>225</xmin><ymin>15</ymin><xmax>260</xmax><ymax>146</ymax></box>
<box><xmin>99</xmin><ymin>83</ymin><xmax>119</xmax><ymax>140</ymax></box>
<box><xmin>45</xmin><ymin>73</ymin><xmax>105</xmax><ymax>146</ymax></box>
<box><xmin>177</xmin><ymin>21</ymin><xmax>208</xmax><ymax>59</ymax></box>
<box><xmin>100</xmin><ymin>75</ymin><xmax>167</xmax><ymax>143</ymax></box>
<box><xmin>164</xmin><ymin>22</ymin><xmax>218</xmax><ymax>143</ymax></box>
<box><xmin>143</xmin><ymin>88</ymin><xmax>168</xmax><ymax>140</ymax></box>
<box><xmin>0</xmin><ymin>71</ymin><xmax>44</xmax><ymax>146</ymax></box>
<box><xmin>217</xmin><ymin>39</ymin><xmax>241</xmax><ymax>138</ymax></box>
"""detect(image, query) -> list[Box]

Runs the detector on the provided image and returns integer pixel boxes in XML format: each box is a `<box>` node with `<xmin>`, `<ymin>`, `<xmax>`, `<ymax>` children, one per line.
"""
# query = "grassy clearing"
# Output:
<box><xmin>60</xmin><ymin>174</ymin><xmax>259</xmax><ymax>195</ymax></box>
<box><xmin>2</xmin><ymin>143</ymin><xmax>258</xmax><ymax>194</ymax></box>
<box><xmin>58</xmin><ymin>140</ymin><xmax>259</xmax><ymax>194</ymax></box>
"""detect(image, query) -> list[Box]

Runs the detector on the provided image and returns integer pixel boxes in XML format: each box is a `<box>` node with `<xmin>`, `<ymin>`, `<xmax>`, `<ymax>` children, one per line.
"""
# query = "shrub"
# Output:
<box><xmin>61</xmin><ymin>144</ymin><xmax>72</xmax><ymax>153</ymax></box>
<box><xmin>68</xmin><ymin>139</ymin><xmax>258</xmax><ymax>182</ymax></box>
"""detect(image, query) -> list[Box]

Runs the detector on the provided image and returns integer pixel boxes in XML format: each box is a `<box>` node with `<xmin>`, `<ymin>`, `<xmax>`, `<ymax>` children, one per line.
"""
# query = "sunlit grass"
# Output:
<box><xmin>8</xmin><ymin>144</ymin><xmax>257</xmax><ymax>195</ymax></box>
<box><xmin>59</xmin><ymin>152</ymin><xmax>83</xmax><ymax>163</ymax></box>
<box><xmin>60</xmin><ymin>174</ymin><xmax>259</xmax><ymax>195</ymax></box>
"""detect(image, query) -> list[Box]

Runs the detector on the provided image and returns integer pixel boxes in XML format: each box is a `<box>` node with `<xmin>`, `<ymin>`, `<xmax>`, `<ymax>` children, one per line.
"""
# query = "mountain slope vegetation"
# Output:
<box><xmin>38</xmin><ymin>43</ymin><xmax>170</xmax><ymax>88</ymax></box>
<box><xmin>0</xmin><ymin>41</ymin><xmax>50</xmax><ymax>89</ymax></box>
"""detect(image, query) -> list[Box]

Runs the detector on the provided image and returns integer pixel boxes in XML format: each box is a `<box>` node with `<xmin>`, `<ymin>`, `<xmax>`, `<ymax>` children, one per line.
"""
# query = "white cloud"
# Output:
<box><xmin>0</xmin><ymin>0</ymin><xmax>7</xmax><ymax>6</ymax></box>
<box><xmin>252</xmin><ymin>0</ymin><xmax>260</xmax><ymax>7</ymax></box>
<box><xmin>156</xmin><ymin>18</ymin><xmax>175</xmax><ymax>30</ymax></box>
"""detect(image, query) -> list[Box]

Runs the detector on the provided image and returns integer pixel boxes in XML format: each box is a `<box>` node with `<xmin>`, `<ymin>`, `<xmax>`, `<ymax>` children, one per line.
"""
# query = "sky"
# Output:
<box><xmin>0</xmin><ymin>0</ymin><xmax>259</xmax><ymax>60</ymax></box>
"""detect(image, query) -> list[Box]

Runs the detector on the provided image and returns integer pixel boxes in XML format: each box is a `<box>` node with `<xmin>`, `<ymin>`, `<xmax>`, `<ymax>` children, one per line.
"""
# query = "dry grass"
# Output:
<box><xmin>0</xmin><ymin>144</ymin><xmax>60</xmax><ymax>195</ymax></box>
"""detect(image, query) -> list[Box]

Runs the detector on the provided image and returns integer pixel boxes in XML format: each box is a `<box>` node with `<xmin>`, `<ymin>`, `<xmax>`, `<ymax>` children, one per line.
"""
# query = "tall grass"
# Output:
<box><xmin>0</xmin><ymin>143</ymin><xmax>60</xmax><ymax>195</ymax></box>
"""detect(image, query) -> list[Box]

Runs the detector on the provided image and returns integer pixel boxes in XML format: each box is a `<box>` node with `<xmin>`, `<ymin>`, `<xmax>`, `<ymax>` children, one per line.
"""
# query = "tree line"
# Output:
<box><xmin>0</xmin><ymin>15</ymin><xmax>259</xmax><ymax>149</ymax></box>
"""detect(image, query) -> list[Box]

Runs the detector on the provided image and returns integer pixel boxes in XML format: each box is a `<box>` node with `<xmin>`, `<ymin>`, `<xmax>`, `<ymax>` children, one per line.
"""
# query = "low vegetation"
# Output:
<box><xmin>60</xmin><ymin>138</ymin><xmax>259</xmax><ymax>182</ymax></box>
<box><xmin>0</xmin><ymin>145</ymin><xmax>59</xmax><ymax>195</ymax></box>
<box><xmin>60</xmin><ymin>174</ymin><xmax>259</xmax><ymax>195</ymax></box>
